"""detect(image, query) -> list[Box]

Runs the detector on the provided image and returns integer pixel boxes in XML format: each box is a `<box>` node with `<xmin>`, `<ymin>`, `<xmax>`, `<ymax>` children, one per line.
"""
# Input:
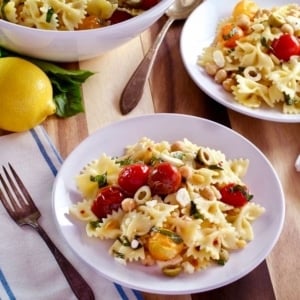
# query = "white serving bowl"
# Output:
<box><xmin>0</xmin><ymin>0</ymin><xmax>173</xmax><ymax>62</ymax></box>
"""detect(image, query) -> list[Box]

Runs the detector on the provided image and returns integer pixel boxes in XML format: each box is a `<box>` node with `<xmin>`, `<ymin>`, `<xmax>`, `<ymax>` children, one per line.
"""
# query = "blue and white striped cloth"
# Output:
<box><xmin>0</xmin><ymin>126</ymin><xmax>143</xmax><ymax>300</ymax></box>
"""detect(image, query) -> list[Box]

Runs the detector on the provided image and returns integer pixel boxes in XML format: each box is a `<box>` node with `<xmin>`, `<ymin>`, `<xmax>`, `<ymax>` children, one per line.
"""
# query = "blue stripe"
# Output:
<box><xmin>132</xmin><ymin>289</ymin><xmax>144</xmax><ymax>300</ymax></box>
<box><xmin>39</xmin><ymin>127</ymin><xmax>63</xmax><ymax>165</ymax></box>
<box><xmin>0</xmin><ymin>269</ymin><xmax>16</xmax><ymax>300</ymax></box>
<box><xmin>30</xmin><ymin>129</ymin><xmax>58</xmax><ymax>176</ymax></box>
<box><xmin>114</xmin><ymin>283</ymin><xmax>129</xmax><ymax>300</ymax></box>
<box><xmin>31</xmin><ymin>128</ymin><xmax>143</xmax><ymax>300</ymax></box>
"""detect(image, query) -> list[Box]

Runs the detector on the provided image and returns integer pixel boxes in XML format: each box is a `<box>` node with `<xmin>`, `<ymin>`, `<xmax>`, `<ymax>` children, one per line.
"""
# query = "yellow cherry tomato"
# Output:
<box><xmin>232</xmin><ymin>0</ymin><xmax>259</xmax><ymax>20</ymax></box>
<box><xmin>147</xmin><ymin>229</ymin><xmax>184</xmax><ymax>261</ymax></box>
<box><xmin>218</xmin><ymin>23</ymin><xmax>244</xmax><ymax>48</ymax></box>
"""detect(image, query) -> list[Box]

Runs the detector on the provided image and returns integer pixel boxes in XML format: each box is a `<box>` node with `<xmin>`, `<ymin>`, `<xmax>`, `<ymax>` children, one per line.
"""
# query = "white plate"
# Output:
<box><xmin>52</xmin><ymin>114</ymin><xmax>285</xmax><ymax>294</ymax></box>
<box><xmin>180</xmin><ymin>0</ymin><xmax>300</xmax><ymax>123</ymax></box>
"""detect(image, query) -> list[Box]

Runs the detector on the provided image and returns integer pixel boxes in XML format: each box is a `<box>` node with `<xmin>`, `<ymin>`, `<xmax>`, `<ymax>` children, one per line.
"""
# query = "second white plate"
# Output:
<box><xmin>180</xmin><ymin>0</ymin><xmax>300</xmax><ymax>123</ymax></box>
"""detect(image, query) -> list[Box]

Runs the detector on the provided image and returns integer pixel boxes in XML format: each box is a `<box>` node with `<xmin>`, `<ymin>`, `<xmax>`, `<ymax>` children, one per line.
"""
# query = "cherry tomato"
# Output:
<box><xmin>77</xmin><ymin>15</ymin><xmax>101</xmax><ymax>30</ymax></box>
<box><xmin>147</xmin><ymin>162</ymin><xmax>182</xmax><ymax>195</ymax></box>
<box><xmin>140</xmin><ymin>0</ymin><xmax>158</xmax><ymax>10</ymax></box>
<box><xmin>108</xmin><ymin>10</ymin><xmax>133</xmax><ymax>25</ymax></box>
<box><xmin>118</xmin><ymin>163</ymin><xmax>150</xmax><ymax>195</ymax></box>
<box><xmin>219</xmin><ymin>183</ymin><xmax>252</xmax><ymax>207</ymax></box>
<box><xmin>147</xmin><ymin>230</ymin><xmax>184</xmax><ymax>261</ymax></box>
<box><xmin>218</xmin><ymin>23</ymin><xmax>244</xmax><ymax>48</ymax></box>
<box><xmin>271</xmin><ymin>34</ymin><xmax>300</xmax><ymax>61</ymax></box>
<box><xmin>91</xmin><ymin>186</ymin><xmax>125</xmax><ymax>219</ymax></box>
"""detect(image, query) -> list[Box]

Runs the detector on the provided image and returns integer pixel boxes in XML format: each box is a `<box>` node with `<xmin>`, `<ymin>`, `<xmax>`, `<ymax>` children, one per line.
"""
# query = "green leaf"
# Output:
<box><xmin>30</xmin><ymin>59</ymin><xmax>94</xmax><ymax>83</ymax></box>
<box><xmin>90</xmin><ymin>173</ymin><xmax>108</xmax><ymax>188</ymax></box>
<box><xmin>190</xmin><ymin>201</ymin><xmax>203</xmax><ymax>219</ymax></box>
<box><xmin>0</xmin><ymin>46</ymin><xmax>95</xmax><ymax>118</ymax></box>
<box><xmin>52</xmin><ymin>79</ymin><xmax>85</xmax><ymax>117</ymax></box>
<box><xmin>151</xmin><ymin>227</ymin><xmax>184</xmax><ymax>244</ymax></box>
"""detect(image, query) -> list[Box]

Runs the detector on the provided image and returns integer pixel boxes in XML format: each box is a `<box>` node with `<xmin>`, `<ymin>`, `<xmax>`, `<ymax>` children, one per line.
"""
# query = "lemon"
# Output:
<box><xmin>0</xmin><ymin>57</ymin><xmax>55</xmax><ymax>132</ymax></box>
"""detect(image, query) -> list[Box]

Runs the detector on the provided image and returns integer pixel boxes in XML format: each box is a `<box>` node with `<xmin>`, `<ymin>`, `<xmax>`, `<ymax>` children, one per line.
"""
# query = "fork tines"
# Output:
<box><xmin>0</xmin><ymin>164</ymin><xmax>38</xmax><ymax>213</ymax></box>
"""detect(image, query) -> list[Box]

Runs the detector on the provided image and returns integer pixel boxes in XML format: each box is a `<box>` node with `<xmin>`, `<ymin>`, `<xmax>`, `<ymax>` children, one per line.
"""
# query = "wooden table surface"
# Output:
<box><xmin>42</xmin><ymin>16</ymin><xmax>300</xmax><ymax>300</ymax></box>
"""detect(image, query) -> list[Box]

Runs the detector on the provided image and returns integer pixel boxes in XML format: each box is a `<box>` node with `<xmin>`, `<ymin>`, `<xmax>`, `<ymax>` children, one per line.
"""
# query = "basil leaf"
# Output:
<box><xmin>90</xmin><ymin>173</ymin><xmax>108</xmax><ymax>188</ymax></box>
<box><xmin>151</xmin><ymin>227</ymin><xmax>183</xmax><ymax>244</ymax></box>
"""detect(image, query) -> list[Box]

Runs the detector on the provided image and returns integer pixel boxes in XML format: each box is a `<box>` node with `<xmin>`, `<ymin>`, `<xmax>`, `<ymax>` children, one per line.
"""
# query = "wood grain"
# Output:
<box><xmin>147</xmin><ymin>18</ymin><xmax>277</xmax><ymax>300</ymax></box>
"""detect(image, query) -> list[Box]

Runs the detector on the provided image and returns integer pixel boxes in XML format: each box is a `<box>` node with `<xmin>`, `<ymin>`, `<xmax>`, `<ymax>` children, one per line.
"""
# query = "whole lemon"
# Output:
<box><xmin>0</xmin><ymin>57</ymin><xmax>55</xmax><ymax>132</ymax></box>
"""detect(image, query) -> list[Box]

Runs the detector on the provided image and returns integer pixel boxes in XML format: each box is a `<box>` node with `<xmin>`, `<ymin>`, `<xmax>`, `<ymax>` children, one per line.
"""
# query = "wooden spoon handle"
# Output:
<box><xmin>119</xmin><ymin>16</ymin><xmax>175</xmax><ymax>115</ymax></box>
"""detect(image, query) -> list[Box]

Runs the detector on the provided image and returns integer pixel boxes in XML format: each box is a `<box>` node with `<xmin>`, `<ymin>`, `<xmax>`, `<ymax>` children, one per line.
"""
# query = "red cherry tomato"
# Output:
<box><xmin>108</xmin><ymin>10</ymin><xmax>133</xmax><ymax>25</ymax></box>
<box><xmin>271</xmin><ymin>34</ymin><xmax>300</xmax><ymax>61</ymax></box>
<box><xmin>140</xmin><ymin>0</ymin><xmax>159</xmax><ymax>10</ymax></box>
<box><xmin>118</xmin><ymin>163</ymin><xmax>150</xmax><ymax>195</ymax></box>
<box><xmin>219</xmin><ymin>183</ymin><xmax>252</xmax><ymax>207</ymax></box>
<box><xmin>147</xmin><ymin>162</ymin><xmax>182</xmax><ymax>195</ymax></box>
<box><xmin>91</xmin><ymin>186</ymin><xmax>125</xmax><ymax>219</ymax></box>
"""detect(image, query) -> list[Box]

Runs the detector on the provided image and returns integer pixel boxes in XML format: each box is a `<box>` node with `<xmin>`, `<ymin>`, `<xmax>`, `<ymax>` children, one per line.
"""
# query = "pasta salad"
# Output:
<box><xmin>198</xmin><ymin>0</ymin><xmax>300</xmax><ymax>114</ymax></box>
<box><xmin>69</xmin><ymin>137</ymin><xmax>265</xmax><ymax>277</ymax></box>
<box><xmin>0</xmin><ymin>0</ymin><xmax>160</xmax><ymax>30</ymax></box>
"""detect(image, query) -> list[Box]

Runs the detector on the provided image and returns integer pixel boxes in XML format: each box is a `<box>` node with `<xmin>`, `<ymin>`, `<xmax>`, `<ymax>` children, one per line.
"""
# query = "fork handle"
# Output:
<box><xmin>31</xmin><ymin>222</ymin><xmax>95</xmax><ymax>300</ymax></box>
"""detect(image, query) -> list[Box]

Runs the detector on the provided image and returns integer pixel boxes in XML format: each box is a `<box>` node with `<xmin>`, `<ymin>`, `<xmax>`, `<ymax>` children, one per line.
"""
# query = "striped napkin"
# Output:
<box><xmin>0</xmin><ymin>126</ymin><xmax>143</xmax><ymax>300</ymax></box>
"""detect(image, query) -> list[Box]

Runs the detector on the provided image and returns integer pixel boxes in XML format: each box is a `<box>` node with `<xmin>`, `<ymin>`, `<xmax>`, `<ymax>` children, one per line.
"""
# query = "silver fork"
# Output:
<box><xmin>0</xmin><ymin>164</ymin><xmax>95</xmax><ymax>300</ymax></box>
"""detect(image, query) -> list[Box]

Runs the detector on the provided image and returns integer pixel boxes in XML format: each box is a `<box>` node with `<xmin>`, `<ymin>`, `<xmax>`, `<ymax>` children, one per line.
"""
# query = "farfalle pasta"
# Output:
<box><xmin>0</xmin><ymin>0</ymin><xmax>159</xmax><ymax>30</ymax></box>
<box><xmin>198</xmin><ymin>0</ymin><xmax>300</xmax><ymax>114</ymax></box>
<box><xmin>69</xmin><ymin>137</ymin><xmax>265</xmax><ymax>276</ymax></box>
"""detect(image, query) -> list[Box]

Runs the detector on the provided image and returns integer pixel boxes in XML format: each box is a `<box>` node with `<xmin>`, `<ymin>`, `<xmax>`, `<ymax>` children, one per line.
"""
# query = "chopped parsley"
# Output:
<box><xmin>216</xmin><ymin>258</ymin><xmax>226</xmax><ymax>266</ymax></box>
<box><xmin>171</xmin><ymin>151</ymin><xmax>185</xmax><ymax>160</ymax></box>
<box><xmin>190</xmin><ymin>201</ymin><xmax>203</xmax><ymax>219</ymax></box>
<box><xmin>89</xmin><ymin>220</ymin><xmax>101</xmax><ymax>229</ymax></box>
<box><xmin>116</xmin><ymin>157</ymin><xmax>134</xmax><ymax>166</ymax></box>
<box><xmin>46</xmin><ymin>8</ymin><xmax>54</xmax><ymax>23</ymax></box>
<box><xmin>283</xmin><ymin>92</ymin><xmax>294</xmax><ymax>105</ymax></box>
<box><xmin>112</xmin><ymin>250</ymin><xmax>125</xmax><ymax>259</ymax></box>
<box><xmin>260</xmin><ymin>37</ymin><xmax>269</xmax><ymax>49</ymax></box>
<box><xmin>208</xmin><ymin>164</ymin><xmax>224</xmax><ymax>171</ymax></box>
<box><xmin>231</xmin><ymin>184</ymin><xmax>253</xmax><ymax>201</ymax></box>
<box><xmin>151</xmin><ymin>227</ymin><xmax>183</xmax><ymax>244</ymax></box>
<box><xmin>90</xmin><ymin>173</ymin><xmax>107</xmax><ymax>188</ymax></box>
<box><xmin>117</xmin><ymin>236</ymin><xmax>131</xmax><ymax>247</ymax></box>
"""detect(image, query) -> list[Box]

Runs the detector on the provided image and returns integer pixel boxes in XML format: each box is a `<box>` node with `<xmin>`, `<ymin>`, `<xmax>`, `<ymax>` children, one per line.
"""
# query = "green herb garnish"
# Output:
<box><xmin>231</xmin><ymin>184</ymin><xmax>253</xmax><ymax>201</ymax></box>
<box><xmin>260</xmin><ymin>37</ymin><xmax>269</xmax><ymax>49</ymax></box>
<box><xmin>208</xmin><ymin>164</ymin><xmax>223</xmax><ymax>170</ymax></box>
<box><xmin>172</xmin><ymin>152</ymin><xmax>185</xmax><ymax>160</ymax></box>
<box><xmin>117</xmin><ymin>236</ymin><xmax>131</xmax><ymax>247</ymax></box>
<box><xmin>283</xmin><ymin>92</ymin><xmax>294</xmax><ymax>105</ymax></box>
<box><xmin>89</xmin><ymin>220</ymin><xmax>101</xmax><ymax>229</ymax></box>
<box><xmin>90</xmin><ymin>173</ymin><xmax>108</xmax><ymax>188</ymax></box>
<box><xmin>46</xmin><ymin>8</ymin><xmax>54</xmax><ymax>23</ymax></box>
<box><xmin>190</xmin><ymin>201</ymin><xmax>203</xmax><ymax>219</ymax></box>
<box><xmin>112</xmin><ymin>250</ymin><xmax>125</xmax><ymax>259</ymax></box>
<box><xmin>216</xmin><ymin>258</ymin><xmax>226</xmax><ymax>266</ymax></box>
<box><xmin>151</xmin><ymin>227</ymin><xmax>183</xmax><ymax>244</ymax></box>
<box><xmin>116</xmin><ymin>157</ymin><xmax>134</xmax><ymax>166</ymax></box>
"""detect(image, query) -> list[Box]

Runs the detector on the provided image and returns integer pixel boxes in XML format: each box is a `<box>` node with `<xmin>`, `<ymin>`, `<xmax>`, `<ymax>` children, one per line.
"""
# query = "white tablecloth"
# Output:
<box><xmin>0</xmin><ymin>126</ymin><xmax>143</xmax><ymax>300</ymax></box>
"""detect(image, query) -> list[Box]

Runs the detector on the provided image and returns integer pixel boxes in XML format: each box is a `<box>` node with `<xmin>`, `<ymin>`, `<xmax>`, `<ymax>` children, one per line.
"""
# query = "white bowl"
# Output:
<box><xmin>0</xmin><ymin>0</ymin><xmax>173</xmax><ymax>62</ymax></box>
